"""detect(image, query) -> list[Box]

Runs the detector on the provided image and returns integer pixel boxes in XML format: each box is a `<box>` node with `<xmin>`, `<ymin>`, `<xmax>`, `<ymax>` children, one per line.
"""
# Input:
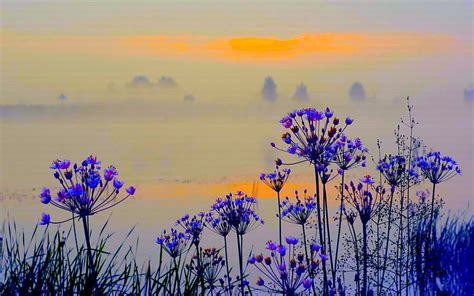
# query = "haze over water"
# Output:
<box><xmin>1</xmin><ymin>1</ymin><xmax>473</xmax><ymax>257</ymax></box>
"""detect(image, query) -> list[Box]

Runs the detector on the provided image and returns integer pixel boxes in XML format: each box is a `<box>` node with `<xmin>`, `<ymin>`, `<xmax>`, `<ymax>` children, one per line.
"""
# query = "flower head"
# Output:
<box><xmin>39</xmin><ymin>155</ymin><xmax>135</xmax><ymax>224</ymax></box>
<box><xmin>209</xmin><ymin>192</ymin><xmax>263</xmax><ymax>235</ymax></box>
<box><xmin>39</xmin><ymin>213</ymin><xmax>50</xmax><ymax>225</ymax></box>
<box><xmin>280</xmin><ymin>190</ymin><xmax>316</xmax><ymax>225</ymax></box>
<box><xmin>415</xmin><ymin>152</ymin><xmax>461</xmax><ymax>184</ymax></box>
<box><xmin>345</xmin><ymin>177</ymin><xmax>386</xmax><ymax>224</ymax></box>
<box><xmin>260</xmin><ymin>166</ymin><xmax>291</xmax><ymax>192</ymax></box>
<box><xmin>376</xmin><ymin>155</ymin><xmax>407</xmax><ymax>186</ymax></box>
<box><xmin>176</xmin><ymin>213</ymin><xmax>205</xmax><ymax>245</ymax></box>
<box><xmin>250</xmin><ymin>240</ymin><xmax>315</xmax><ymax>294</ymax></box>
<box><xmin>273</xmin><ymin>108</ymin><xmax>353</xmax><ymax>166</ymax></box>
<box><xmin>156</xmin><ymin>228</ymin><xmax>190</xmax><ymax>258</ymax></box>
<box><xmin>331</xmin><ymin>135</ymin><xmax>368</xmax><ymax>171</ymax></box>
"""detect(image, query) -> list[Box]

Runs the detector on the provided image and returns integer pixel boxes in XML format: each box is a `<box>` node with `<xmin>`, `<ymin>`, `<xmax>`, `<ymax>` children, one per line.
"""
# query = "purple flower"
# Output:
<box><xmin>83</xmin><ymin>155</ymin><xmax>101</xmax><ymax>166</ymax></box>
<box><xmin>415</xmin><ymin>152</ymin><xmax>461</xmax><ymax>184</ymax></box>
<box><xmin>285</xmin><ymin>236</ymin><xmax>299</xmax><ymax>245</ymax></box>
<box><xmin>310</xmin><ymin>242</ymin><xmax>321</xmax><ymax>252</ymax></box>
<box><xmin>39</xmin><ymin>187</ymin><xmax>51</xmax><ymax>204</ymax></box>
<box><xmin>104</xmin><ymin>165</ymin><xmax>118</xmax><ymax>181</ymax></box>
<box><xmin>156</xmin><ymin>228</ymin><xmax>190</xmax><ymax>258</ymax></box>
<box><xmin>319</xmin><ymin>253</ymin><xmax>328</xmax><ymax>261</ymax></box>
<box><xmin>260</xmin><ymin>166</ymin><xmax>291</xmax><ymax>193</ymax></box>
<box><xmin>126</xmin><ymin>186</ymin><xmax>136</xmax><ymax>195</ymax></box>
<box><xmin>86</xmin><ymin>175</ymin><xmax>101</xmax><ymax>189</ymax></box>
<box><xmin>39</xmin><ymin>213</ymin><xmax>50</xmax><ymax>225</ymax></box>
<box><xmin>266</xmin><ymin>241</ymin><xmax>278</xmax><ymax>251</ymax></box>
<box><xmin>345</xmin><ymin>117</ymin><xmax>353</xmax><ymax>125</ymax></box>
<box><xmin>113</xmin><ymin>179</ymin><xmax>124</xmax><ymax>189</ymax></box>
<box><xmin>376</xmin><ymin>155</ymin><xmax>408</xmax><ymax>186</ymax></box>
<box><xmin>360</xmin><ymin>175</ymin><xmax>375</xmax><ymax>185</ymax></box>
<box><xmin>280</xmin><ymin>191</ymin><xmax>316</xmax><ymax>225</ymax></box>
<box><xmin>280</xmin><ymin>116</ymin><xmax>293</xmax><ymax>128</ymax></box>
<box><xmin>39</xmin><ymin>155</ymin><xmax>135</xmax><ymax>225</ymax></box>
<box><xmin>277</xmin><ymin>245</ymin><xmax>287</xmax><ymax>256</ymax></box>
<box><xmin>303</xmin><ymin>278</ymin><xmax>313</xmax><ymax>289</ymax></box>
<box><xmin>273</xmin><ymin>107</ymin><xmax>352</xmax><ymax>167</ymax></box>
<box><xmin>50</xmin><ymin>159</ymin><xmax>71</xmax><ymax>170</ymax></box>
<box><xmin>250</xmin><ymin>240</ymin><xmax>313</xmax><ymax>294</ymax></box>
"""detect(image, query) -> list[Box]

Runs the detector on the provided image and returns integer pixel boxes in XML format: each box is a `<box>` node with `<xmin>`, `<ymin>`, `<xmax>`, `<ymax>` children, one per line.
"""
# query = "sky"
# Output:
<box><xmin>0</xmin><ymin>1</ymin><xmax>473</xmax><ymax>240</ymax></box>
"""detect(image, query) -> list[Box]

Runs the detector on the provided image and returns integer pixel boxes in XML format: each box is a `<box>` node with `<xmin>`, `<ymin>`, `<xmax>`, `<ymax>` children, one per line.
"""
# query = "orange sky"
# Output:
<box><xmin>2</xmin><ymin>31</ymin><xmax>462</xmax><ymax>64</ymax></box>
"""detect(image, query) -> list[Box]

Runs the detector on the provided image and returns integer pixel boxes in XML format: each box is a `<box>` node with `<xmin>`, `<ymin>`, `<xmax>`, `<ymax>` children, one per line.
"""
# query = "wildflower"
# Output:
<box><xmin>210</xmin><ymin>192</ymin><xmax>263</xmax><ymax>235</ymax></box>
<box><xmin>189</xmin><ymin>248</ymin><xmax>225</xmax><ymax>290</ymax></box>
<box><xmin>286</xmin><ymin>236</ymin><xmax>299</xmax><ymax>245</ymax></box>
<box><xmin>50</xmin><ymin>159</ymin><xmax>71</xmax><ymax>170</ymax></box>
<box><xmin>345</xmin><ymin>177</ymin><xmax>386</xmax><ymax>224</ymax></box>
<box><xmin>156</xmin><ymin>228</ymin><xmax>190</xmax><ymax>258</ymax></box>
<box><xmin>331</xmin><ymin>135</ymin><xmax>368</xmax><ymax>171</ymax></box>
<box><xmin>176</xmin><ymin>213</ymin><xmax>205</xmax><ymax>245</ymax></box>
<box><xmin>280</xmin><ymin>190</ymin><xmax>316</xmax><ymax>225</ymax></box>
<box><xmin>273</xmin><ymin>107</ymin><xmax>351</xmax><ymax>165</ymax></box>
<box><xmin>250</xmin><ymin>240</ymin><xmax>315</xmax><ymax>295</ymax></box>
<box><xmin>415</xmin><ymin>151</ymin><xmax>461</xmax><ymax>184</ymax></box>
<box><xmin>39</xmin><ymin>213</ymin><xmax>50</xmax><ymax>225</ymax></box>
<box><xmin>260</xmin><ymin>167</ymin><xmax>291</xmax><ymax>193</ymax></box>
<box><xmin>39</xmin><ymin>155</ymin><xmax>135</xmax><ymax>222</ymax></box>
<box><xmin>103</xmin><ymin>165</ymin><xmax>118</xmax><ymax>181</ymax></box>
<box><xmin>376</xmin><ymin>155</ymin><xmax>407</xmax><ymax>186</ymax></box>
<box><xmin>39</xmin><ymin>187</ymin><xmax>51</xmax><ymax>204</ymax></box>
<box><xmin>360</xmin><ymin>175</ymin><xmax>375</xmax><ymax>185</ymax></box>
<box><xmin>205</xmin><ymin>213</ymin><xmax>232</xmax><ymax>237</ymax></box>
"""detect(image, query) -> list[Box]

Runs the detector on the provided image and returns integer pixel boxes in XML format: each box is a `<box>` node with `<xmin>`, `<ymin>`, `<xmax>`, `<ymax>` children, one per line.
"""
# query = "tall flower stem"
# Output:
<box><xmin>236</xmin><ymin>233</ymin><xmax>244</xmax><ymax>295</ymax></box>
<box><xmin>223</xmin><ymin>236</ymin><xmax>232</xmax><ymax>294</ymax></box>
<box><xmin>277</xmin><ymin>191</ymin><xmax>282</xmax><ymax>246</ymax></box>
<box><xmin>362</xmin><ymin>222</ymin><xmax>368</xmax><ymax>296</ymax></box>
<box><xmin>173</xmin><ymin>257</ymin><xmax>181</xmax><ymax>294</ymax></box>
<box><xmin>81</xmin><ymin>217</ymin><xmax>97</xmax><ymax>288</ymax></box>
<box><xmin>195</xmin><ymin>243</ymin><xmax>205</xmax><ymax>295</ymax></box>
<box><xmin>380</xmin><ymin>190</ymin><xmax>395</xmax><ymax>294</ymax></box>
<box><xmin>323</xmin><ymin>182</ymin><xmax>336</xmax><ymax>286</ymax></box>
<box><xmin>334</xmin><ymin>172</ymin><xmax>345</xmax><ymax>283</ymax></box>
<box><xmin>314</xmin><ymin>165</ymin><xmax>328</xmax><ymax>295</ymax></box>
<box><xmin>302</xmin><ymin>225</ymin><xmax>316</xmax><ymax>294</ymax></box>
<box><xmin>428</xmin><ymin>183</ymin><xmax>437</xmax><ymax>242</ymax></box>
<box><xmin>348</xmin><ymin>220</ymin><xmax>361</xmax><ymax>295</ymax></box>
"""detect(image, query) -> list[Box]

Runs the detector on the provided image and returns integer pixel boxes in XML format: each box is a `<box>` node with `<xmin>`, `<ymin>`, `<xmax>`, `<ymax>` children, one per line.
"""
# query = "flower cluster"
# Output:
<box><xmin>260</xmin><ymin>166</ymin><xmax>291</xmax><ymax>192</ymax></box>
<box><xmin>156</xmin><ymin>228</ymin><xmax>190</xmax><ymax>258</ymax></box>
<box><xmin>376</xmin><ymin>155</ymin><xmax>408</xmax><ymax>186</ymax></box>
<box><xmin>248</xmin><ymin>238</ymin><xmax>321</xmax><ymax>294</ymax></box>
<box><xmin>209</xmin><ymin>192</ymin><xmax>264</xmax><ymax>235</ymax></box>
<box><xmin>345</xmin><ymin>175</ymin><xmax>387</xmax><ymax>224</ymax></box>
<box><xmin>273</xmin><ymin>108</ymin><xmax>352</xmax><ymax>164</ymax></box>
<box><xmin>280</xmin><ymin>190</ymin><xmax>316</xmax><ymax>225</ymax></box>
<box><xmin>330</xmin><ymin>135</ymin><xmax>368</xmax><ymax>172</ymax></box>
<box><xmin>39</xmin><ymin>156</ymin><xmax>135</xmax><ymax>224</ymax></box>
<box><xmin>415</xmin><ymin>152</ymin><xmax>461</xmax><ymax>184</ymax></box>
<box><xmin>176</xmin><ymin>213</ymin><xmax>205</xmax><ymax>245</ymax></box>
<box><xmin>205</xmin><ymin>212</ymin><xmax>232</xmax><ymax>237</ymax></box>
<box><xmin>189</xmin><ymin>248</ymin><xmax>225</xmax><ymax>289</ymax></box>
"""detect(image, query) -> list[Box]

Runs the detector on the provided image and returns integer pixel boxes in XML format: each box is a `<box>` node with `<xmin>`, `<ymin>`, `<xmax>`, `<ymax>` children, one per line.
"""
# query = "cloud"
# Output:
<box><xmin>262</xmin><ymin>76</ymin><xmax>277</xmax><ymax>102</ymax></box>
<box><xmin>3</xmin><ymin>30</ymin><xmax>462</xmax><ymax>65</ymax></box>
<box><xmin>183</xmin><ymin>94</ymin><xmax>196</xmax><ymax>102</ymax></box>
<box><xmin>292</xmin><ymin>83</ymin><xmax>309</xmax><ymax>102</ymax></box>
<box><xmin>464</xmin><ymin>86</ymin><xmax>474</xmax><ymax>101</ymax></box>
<box><xmin>127</xmin><ymin>75</ymin><xmax>153</xmax><ymax>87</ymax></box>
<box><xmin>349</xmin><ymin>82</ymin><xmax>366</xmax><ymax>100</ymax></box>
<box><xmin>158</xmin><ymin>76</ymin><xmax>177</xmax><ymax>87</ymax></box>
